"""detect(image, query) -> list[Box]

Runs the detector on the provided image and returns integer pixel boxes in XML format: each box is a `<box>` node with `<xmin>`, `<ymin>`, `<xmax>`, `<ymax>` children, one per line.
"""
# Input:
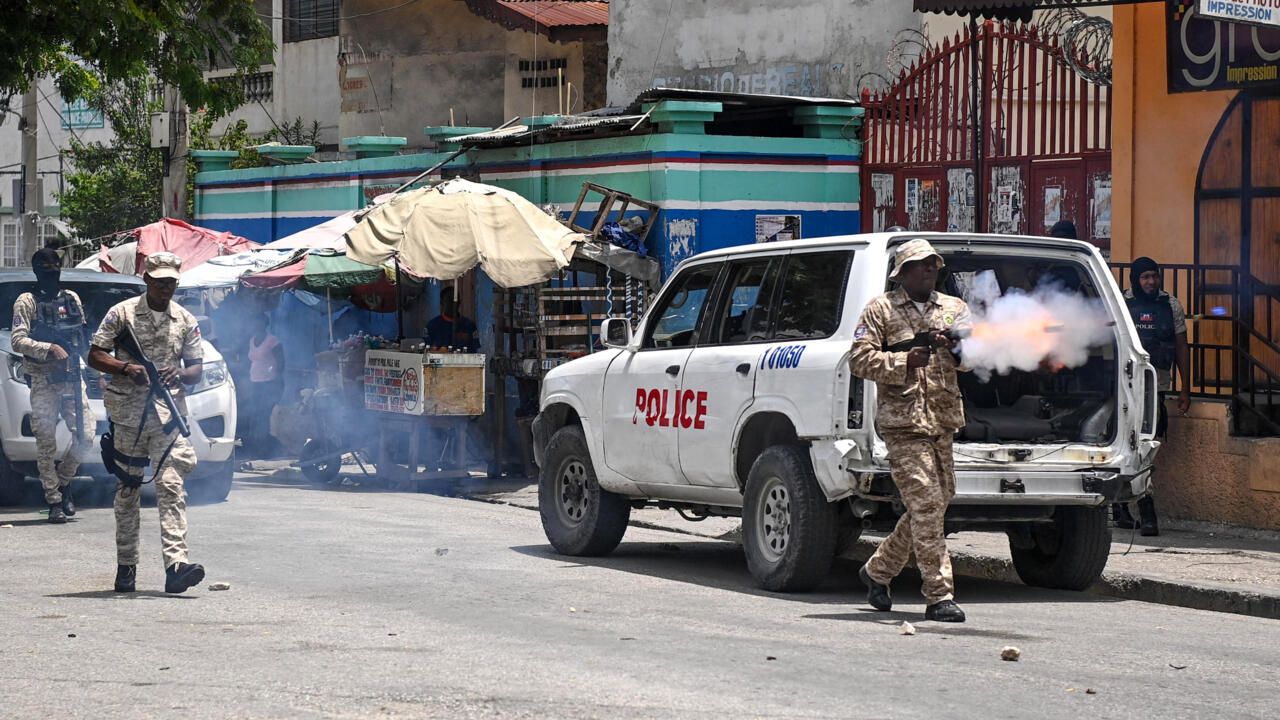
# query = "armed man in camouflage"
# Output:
<box><xmin>849</xmin><ymin>238</ymin><xmax>971</xmax><ymax>623</ymax></box>
<box><xmin>11</xmin><ymin>247</ymin><xmax>96</xmax><ymax>524</ymax></box>
<box><xmin>88</xmin><ymin>253</ymin><xmax>206</xmax><ymax>595</ymax></box>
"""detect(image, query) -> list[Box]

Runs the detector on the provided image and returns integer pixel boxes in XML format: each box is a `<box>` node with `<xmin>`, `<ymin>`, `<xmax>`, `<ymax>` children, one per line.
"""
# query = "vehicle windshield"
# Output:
<box><xmin>0</xmin><ymin>280</ymin><xmax>143</xmax><ymax>332</ymax></box>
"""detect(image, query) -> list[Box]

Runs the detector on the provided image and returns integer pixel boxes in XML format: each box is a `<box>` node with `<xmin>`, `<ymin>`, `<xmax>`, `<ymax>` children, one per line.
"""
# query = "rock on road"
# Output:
<box><xmin>1</xmin><ymin>475</ymin><xmax>1276</xmax><ymax>719</ymax></box>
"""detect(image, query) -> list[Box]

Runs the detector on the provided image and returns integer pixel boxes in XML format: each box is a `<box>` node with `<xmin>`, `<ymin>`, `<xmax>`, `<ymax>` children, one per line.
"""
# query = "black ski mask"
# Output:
<box><xmin>31</xmin><ymin>247</ymin><xmax>62</xmax><ymax>297</ymax></box>
<box><xmin>1130</xmin><ymin>256</ymin><xmax>1160</xmax><ymax>302</ymax></box>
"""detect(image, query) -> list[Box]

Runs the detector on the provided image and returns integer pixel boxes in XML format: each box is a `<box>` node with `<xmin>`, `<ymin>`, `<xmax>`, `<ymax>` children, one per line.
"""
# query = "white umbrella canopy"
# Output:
<box><xmin>343</xmin><ymin>179</ymin><xmax>585</xmax><ymax>288</ymax></box>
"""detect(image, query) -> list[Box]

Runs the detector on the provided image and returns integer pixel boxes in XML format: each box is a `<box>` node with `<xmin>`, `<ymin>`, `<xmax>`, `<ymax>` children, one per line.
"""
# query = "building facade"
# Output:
<box><xmin>606</xmin><ymin>0</ymin><xmax>919</xmax><ymax>104</ymax></box>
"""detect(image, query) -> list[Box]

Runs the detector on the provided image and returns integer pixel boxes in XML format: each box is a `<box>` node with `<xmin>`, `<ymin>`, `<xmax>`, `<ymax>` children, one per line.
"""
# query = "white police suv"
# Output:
<box><xmin>0</xmin><ymin>270</ymin><xmax>238</xmax><ymax>505</ymax></box>
<box><xmin>533</xmin><ymin>233</ymin><xmax>1161</xmax><ymax>592</ymax></box>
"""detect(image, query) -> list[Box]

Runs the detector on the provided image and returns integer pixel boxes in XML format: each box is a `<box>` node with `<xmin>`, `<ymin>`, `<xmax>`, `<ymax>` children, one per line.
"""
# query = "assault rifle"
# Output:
<box><xmin>115</xmin><ymin>324</ymin><xmax>191</xmax><ymax>439</ymax></box>
<box><xmin>883</xmin><ymin>328</ymin><xmax>971</xmax><ymax>355</ymax></box>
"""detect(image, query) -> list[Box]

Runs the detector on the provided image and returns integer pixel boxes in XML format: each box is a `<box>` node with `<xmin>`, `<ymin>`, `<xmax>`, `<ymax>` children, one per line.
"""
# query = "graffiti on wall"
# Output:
<box><xmin>666</xmin><ymin>218</ymin><xmax>698</xmax><ymax>267</ymax></box>
<box><xmin>654</xmin><ymin>62</ymin><xmax>846</xmax><ymax>98</ymax></box>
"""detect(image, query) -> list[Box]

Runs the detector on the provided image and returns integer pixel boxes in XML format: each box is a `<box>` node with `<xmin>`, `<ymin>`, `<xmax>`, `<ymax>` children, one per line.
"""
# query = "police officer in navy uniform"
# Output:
<box><xmin>1119</xmin><ymin>256</ymin><xmax>1191</xmax><ymax>536</ymax></box>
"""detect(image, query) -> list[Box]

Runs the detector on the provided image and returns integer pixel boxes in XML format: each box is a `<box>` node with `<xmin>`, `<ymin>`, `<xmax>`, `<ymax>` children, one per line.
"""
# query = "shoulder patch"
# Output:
<box><xmin>854</xmin><ymin>323</ymin><xmax>868</xmax><ymax>340</ymax></box>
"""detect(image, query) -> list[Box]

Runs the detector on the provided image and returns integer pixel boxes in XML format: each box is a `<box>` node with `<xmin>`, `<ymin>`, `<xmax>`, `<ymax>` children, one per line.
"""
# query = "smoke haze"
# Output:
<box><xmin>959</xmin><ymin>270</ymin><xmax>1114</xmax><ymax>381</ymax></box>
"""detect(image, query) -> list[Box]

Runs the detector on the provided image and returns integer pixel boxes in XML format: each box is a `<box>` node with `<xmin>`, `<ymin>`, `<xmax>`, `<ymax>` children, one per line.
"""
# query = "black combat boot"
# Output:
<box><xmin>859</xmin><ymin>563</ymin><xmax>893</xmax><ymax>611</ymax></box>
<box><xmin>60</xmin><ymin>484</ymin><xmax>76</xmax><ymax>517</ymax></box>
<box><xmin>114</xmin><ymin>565</ymin><xmax>136</xmax><ymax>593</ymax></box>
<box><xmin>1112</xmin><ymin>503</ymin><xmax>1137</xmax><ymax>529</ymax></box>
<box><xmin>47</xmin><ymin>504</ymin><xmax>67</xmax><ymax>524</ymax></box>
<box><xmin>924</xmin><ymin>599</ymin><xmax>966</xmax><ymax>623</ymax></box>
<box><xmin>165</xmin><ymin>562</ymin><xmax>206</xmax><ymax>594</ymax></box>
<box><xmin>1138</xmin><ymin>496</ymin><xmax>1160</xmax><ymax>537</ymax></box>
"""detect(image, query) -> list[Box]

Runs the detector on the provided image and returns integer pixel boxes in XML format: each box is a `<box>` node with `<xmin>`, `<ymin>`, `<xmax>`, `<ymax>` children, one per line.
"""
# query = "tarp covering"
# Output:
<box><xmin>178</xmin><ymin>250</ymin><xmax>295</xmax><ymax>288</ymax></box>
<box><xmin>263</xmin><ymin>212</ymin><xmax>357</xmax><ymax>251</ymax></box>
<box><xmin>240</xmin><ymin>250</ymin><xmax>385</xmax><ymax>292</ymax></box>
<box><xmin>81</xmin><ymin>218</ymin><xmax>259</xmax><ymax>275</ymax></box>
<box><xmin>133</xmin><ymin>218</ymin><xmax>258</xmax><ymax>272</ymax></box>
<box><xmin>343</xmin><ymin>178</ymin><xmax>585</xmax><ymax>289</ymax></box>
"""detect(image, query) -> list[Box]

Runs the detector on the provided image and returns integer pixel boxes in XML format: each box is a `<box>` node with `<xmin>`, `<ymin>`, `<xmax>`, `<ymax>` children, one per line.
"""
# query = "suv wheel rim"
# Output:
<box><xmin>557</xmin><ymin>459</ymin><xmax>589</xmax><ymax>526</ymax></box>
<box><xmin>755</xmin><ymin>476</ymin><xmax>791</xmax><ymax>563</ymax></box>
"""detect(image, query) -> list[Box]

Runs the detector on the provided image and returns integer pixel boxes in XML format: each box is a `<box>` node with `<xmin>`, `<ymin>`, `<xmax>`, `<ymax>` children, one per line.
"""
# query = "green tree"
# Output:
<box><xmin>58</xmin><ymin>79</ymin><xmax>164</xmax><ymax>241</ymax></box>
<box><xmin>0</xmin><ymin>1</ymin><xmax>272</xmax><ymax>116</ymax></box>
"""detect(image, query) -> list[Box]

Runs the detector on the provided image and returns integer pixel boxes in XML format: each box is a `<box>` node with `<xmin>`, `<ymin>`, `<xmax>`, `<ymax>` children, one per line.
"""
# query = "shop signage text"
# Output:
<box><xmin>1199</xmin><ymin>0</ymin><xmax>1280</xmax><ymax>28</ymax></box>
<box><xmin>1169</xmin><ymin>3</ymin><xmax>1280</xmax><ymax>93</ymax></box>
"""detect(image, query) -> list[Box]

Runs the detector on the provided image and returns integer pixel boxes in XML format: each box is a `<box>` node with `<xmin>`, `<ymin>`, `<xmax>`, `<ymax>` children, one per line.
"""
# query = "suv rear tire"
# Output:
<box><xmin>539</xmin><ymin>426</ymin><xmax>630</xmax><ymax>556</ymax></box>
<box><xmin>742</xmin><ymin>445</ymin><xmax>837</xmax><ymax>592</ymax></box>
<box><xmin>1010</xmin><ymin>506</ymin><xmax>1111</xmax><ymax>591</ymax></box>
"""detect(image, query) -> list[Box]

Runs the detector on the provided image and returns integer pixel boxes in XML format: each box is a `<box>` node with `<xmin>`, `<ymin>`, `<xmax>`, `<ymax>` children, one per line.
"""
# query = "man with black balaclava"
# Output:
<box><xmin>1118</xmin><ymin>256</ymin><xmax>1190</xmax><ymax>536</ymax></box>
<box><xmin>11</xmin><ymin>247</ymin><xmax>96</xmax><ymax>524</ymax></box>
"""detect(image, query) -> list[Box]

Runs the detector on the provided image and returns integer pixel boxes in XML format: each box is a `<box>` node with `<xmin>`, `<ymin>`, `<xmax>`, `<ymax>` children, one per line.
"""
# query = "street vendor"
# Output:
<box><xmin>426</xmin><ymin>293</ymin><xmax>478</xmax><ymax>352</ymax></box>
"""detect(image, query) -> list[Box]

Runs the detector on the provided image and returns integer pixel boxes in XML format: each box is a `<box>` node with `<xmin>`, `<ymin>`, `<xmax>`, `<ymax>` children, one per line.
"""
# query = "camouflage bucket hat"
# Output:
<box><xmin>888</xmin><ymin>238</ymin><xmax>944</xmax><ymax>281</ymax></box>
<box><xmin>144</xmin><ymin>251</ymin><xmax>183</xmax><ymax>280</ymax></box>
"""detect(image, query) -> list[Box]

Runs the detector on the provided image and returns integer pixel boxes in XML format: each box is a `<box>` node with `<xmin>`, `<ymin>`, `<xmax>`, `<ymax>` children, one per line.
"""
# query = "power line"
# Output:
<box><xmin>256</xmin><ymin>0</ymin><xmax>422</xmax><ymax>22</ymax></box>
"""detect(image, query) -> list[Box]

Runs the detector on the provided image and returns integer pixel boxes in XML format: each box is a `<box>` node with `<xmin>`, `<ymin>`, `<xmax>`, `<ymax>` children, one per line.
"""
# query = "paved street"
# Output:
<box><xmin>2</xmin><ymin>475</ymin><xmax>1277</xmax><ymax>719</ymax></box>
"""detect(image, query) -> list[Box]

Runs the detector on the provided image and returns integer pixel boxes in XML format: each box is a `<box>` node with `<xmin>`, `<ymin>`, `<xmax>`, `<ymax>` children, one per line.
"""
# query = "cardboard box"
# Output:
<box><xmin>364</xmin><ymin>350</ymin><xmax>485</xmax><ymax>416</ymax></box>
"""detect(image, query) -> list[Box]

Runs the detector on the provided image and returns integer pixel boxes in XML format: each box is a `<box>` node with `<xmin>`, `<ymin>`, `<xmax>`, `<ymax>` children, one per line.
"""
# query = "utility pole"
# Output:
<box><xmin>20</xmin><ymin>85</ymin><xmax>40</xmax><ymax>257</ymax></box>
<box><xmin>160</xmin><ymin>85</ymin><xmax>189</xmax><ymax>219</ymax></box>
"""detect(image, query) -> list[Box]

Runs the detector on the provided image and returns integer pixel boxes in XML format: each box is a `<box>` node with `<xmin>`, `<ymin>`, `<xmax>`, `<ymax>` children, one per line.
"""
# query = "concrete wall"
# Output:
<box><xmin>502</xmin><ymin>31</ymin><xmax>589</xmax><ymax>121</ymax></box>
<box><xmin>1158</xmin><ymin>400</ymin><xmax>1280</xmax><ymax>530</ymax></box>
<box><xmin>1111</xmin><ymin>4</ymin><xmax>1234</xmax><ymax>264</ymax></box>
<box><xmin>607</xmin><ymin>0</ymin><xmax>919</xmax><ymax>103</ymax></box>
<box><xmin>209</xmin><ymin>0</ymin><xmax>342</xmax><ymax>147</ymax></box>
<box><xmin>339</xmin><ymin>0</ymin><xmax>598</xmax><ymax>148</ymax></box>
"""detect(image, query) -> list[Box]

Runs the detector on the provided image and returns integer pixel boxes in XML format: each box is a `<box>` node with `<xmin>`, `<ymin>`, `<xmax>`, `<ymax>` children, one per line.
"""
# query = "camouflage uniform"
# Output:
<box><xmin>91</xmin><ymin>295</ymin><xmax>202</xmax><ymax>567</ymax></box>
<box><xmin>11</xmin><ymin>291</ymin><xmax>96</xmax><ymax>505</ymax></box>
<box><xmin>850</xmin><ymin>278</ymin><xmax>971</xmax><ymax>605</ymax></box>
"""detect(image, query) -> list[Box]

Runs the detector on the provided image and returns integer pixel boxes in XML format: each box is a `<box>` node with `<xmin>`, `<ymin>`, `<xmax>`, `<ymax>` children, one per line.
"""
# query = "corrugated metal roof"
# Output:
<box><xmin>912</xmin><ymin>0</ymin><xmax>1140</xmax><ymax>18</ymax></box>
<box><xmin>496</xmin><ymin>1</ymin><xmax>609</xmax><ymax>28</ymax></box>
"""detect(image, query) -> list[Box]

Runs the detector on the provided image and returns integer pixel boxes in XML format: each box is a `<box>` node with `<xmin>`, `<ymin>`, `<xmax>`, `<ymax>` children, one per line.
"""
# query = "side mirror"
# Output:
<box><xmin>601</xmin><ymin>317</ymin><xmax>633</xmax><ymax>349</ymax></box>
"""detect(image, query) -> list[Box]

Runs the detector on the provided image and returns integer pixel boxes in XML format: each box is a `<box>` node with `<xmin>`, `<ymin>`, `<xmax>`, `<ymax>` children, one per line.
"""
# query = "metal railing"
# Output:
<box><xmin>1109</xmin><ymin>262</ymin><xmax>1280</xmax><ymax>436</ymax></box>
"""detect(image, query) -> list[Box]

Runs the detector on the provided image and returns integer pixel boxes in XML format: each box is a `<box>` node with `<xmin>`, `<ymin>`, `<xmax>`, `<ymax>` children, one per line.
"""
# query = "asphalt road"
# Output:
<box><xmin>1</xmin><ymin>474</ymin><xmax>1276</xmax><ymax>719</ymax></box>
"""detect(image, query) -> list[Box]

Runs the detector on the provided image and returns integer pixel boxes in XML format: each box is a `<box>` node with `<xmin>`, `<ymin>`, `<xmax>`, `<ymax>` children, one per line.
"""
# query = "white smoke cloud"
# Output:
<box><xmin>959</xmin><ymin>270</ymin><xmax>1114</xmax><ymax>381</ymax></box>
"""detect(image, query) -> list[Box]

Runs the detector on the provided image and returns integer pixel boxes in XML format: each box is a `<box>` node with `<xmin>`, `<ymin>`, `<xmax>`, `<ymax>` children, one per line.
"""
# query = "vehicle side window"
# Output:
<box><xmin>643</xmin><ymin>265</ymin><xmax>721</xmax><ymax>349</ymax></box>
<box><xmin>712</xmin><ymin>259</ymin><xmax>777</xmax><ymax>344</ymax></box>
<box><xmin>772</xmin><ymin>251</ymin><xmax>854</xmax><ymax>340</ymax></box>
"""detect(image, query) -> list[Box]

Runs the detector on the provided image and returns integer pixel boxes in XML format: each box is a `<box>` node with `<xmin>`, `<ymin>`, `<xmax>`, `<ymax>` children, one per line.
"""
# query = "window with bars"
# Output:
<box><xmin>518</xmin><ymin>57</ymin><xmax>568</xmax><ymax>89</ymax></box>
<box><xmin>285</xmin><ymin>0</ymin><xmax>340</xmax><ymax>43</ymax></box>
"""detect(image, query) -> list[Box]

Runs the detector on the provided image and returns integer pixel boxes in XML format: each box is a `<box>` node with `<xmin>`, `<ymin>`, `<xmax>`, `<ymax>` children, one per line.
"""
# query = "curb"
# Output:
<box><xmin>475</xmin><ymin>492</ymin><xmax>1280</xmax><ymax>622</ymax></box>
<box><xmin>840</xmin><ymin>538</ymin><xmax>1280</xmax><ymax>621</ymax></box>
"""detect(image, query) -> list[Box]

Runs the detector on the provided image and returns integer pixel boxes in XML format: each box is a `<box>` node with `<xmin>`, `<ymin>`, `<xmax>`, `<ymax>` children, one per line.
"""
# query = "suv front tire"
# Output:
<box><xmin>742</xmin><ymin>445</ymin><xmax>837</xmax><ymax>592</ymax></box>
<box><xmin>539</xmin><ymin>426</ymin><xmax>630</xmax><ymax>556</ymax></box>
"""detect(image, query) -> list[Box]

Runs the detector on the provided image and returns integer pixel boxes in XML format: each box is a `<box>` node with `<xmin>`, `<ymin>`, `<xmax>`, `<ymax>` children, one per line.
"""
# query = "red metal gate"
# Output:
<box><xmin>861</xmin><ymin>22</ymin><xmax>1113</xmax><ymax>251</ymax></box>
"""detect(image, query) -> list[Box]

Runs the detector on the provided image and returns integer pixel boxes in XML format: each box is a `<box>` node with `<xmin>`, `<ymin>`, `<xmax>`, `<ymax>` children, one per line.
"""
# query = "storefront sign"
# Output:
<box><xmin>1169</xmin><ymin>3</ymin><xmax>1280</xmax><ymax>92</ymax></box>
<box><xmin>1198</xmin><ymin>0</ymin><xmax>1280</xmax><ymax>28</ymax></box>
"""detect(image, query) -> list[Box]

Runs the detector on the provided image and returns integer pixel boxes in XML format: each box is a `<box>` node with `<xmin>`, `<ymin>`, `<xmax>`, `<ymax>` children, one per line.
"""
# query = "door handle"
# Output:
<box><xmin>665</xmin><ymin>365</ymin><xmax>680</xmax><ymax>376</ymax></box>
<box><xmin>736</xmin><ymin>363</ymin><xmax>751</xmax><ymax>375</ymax></box>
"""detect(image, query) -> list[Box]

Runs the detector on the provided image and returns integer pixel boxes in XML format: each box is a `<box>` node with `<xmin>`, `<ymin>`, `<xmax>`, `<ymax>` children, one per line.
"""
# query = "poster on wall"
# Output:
<box><xmin>946</xmin><ymin>168</ymin><xmax>976</xmax><ymax>232</ymax></box>
<box><xmin>997</xmin><ymin>185</ymin><xmax>1014</xmax><ymax>223</ymax></box>
<box><xmin>905</xmin><ymin>178</ymin><xmax>920</xmax><ymax>218</ymax></box>
<box><xmin>1169</xmin><ymin>3</ymin><xmax>1280</xmax><ymax>93</ymax></box>
<box><xmin>871</xmin><ymin>173</ymin><xmax>894</xmax><ymax>232</ymax></box>
<box><xmin>755</xmin><ymin>215</ymin><xmax>802</xmax><ymax>243</ymax></box>
<box><xmin>1092</xmin><ymin>177</ymin><xmax>1113</xmax><ymax>240</ymax></box>
<box><xmin>1043</xmin><ymin>186</ymin><xmax>1064</xmax><ymax>230</ymax></box>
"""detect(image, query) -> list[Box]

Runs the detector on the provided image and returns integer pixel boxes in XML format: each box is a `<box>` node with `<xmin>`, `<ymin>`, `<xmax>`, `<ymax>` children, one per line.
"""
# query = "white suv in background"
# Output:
<box><xmin>534</xmin><ymin>233</ymin><xmax>1160</xmax><ymax>593</ymax></box>
<box><xmin>0</xmin><ymin>270</ymin><xmax>238</xmax><ymax>505</ymax></box>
